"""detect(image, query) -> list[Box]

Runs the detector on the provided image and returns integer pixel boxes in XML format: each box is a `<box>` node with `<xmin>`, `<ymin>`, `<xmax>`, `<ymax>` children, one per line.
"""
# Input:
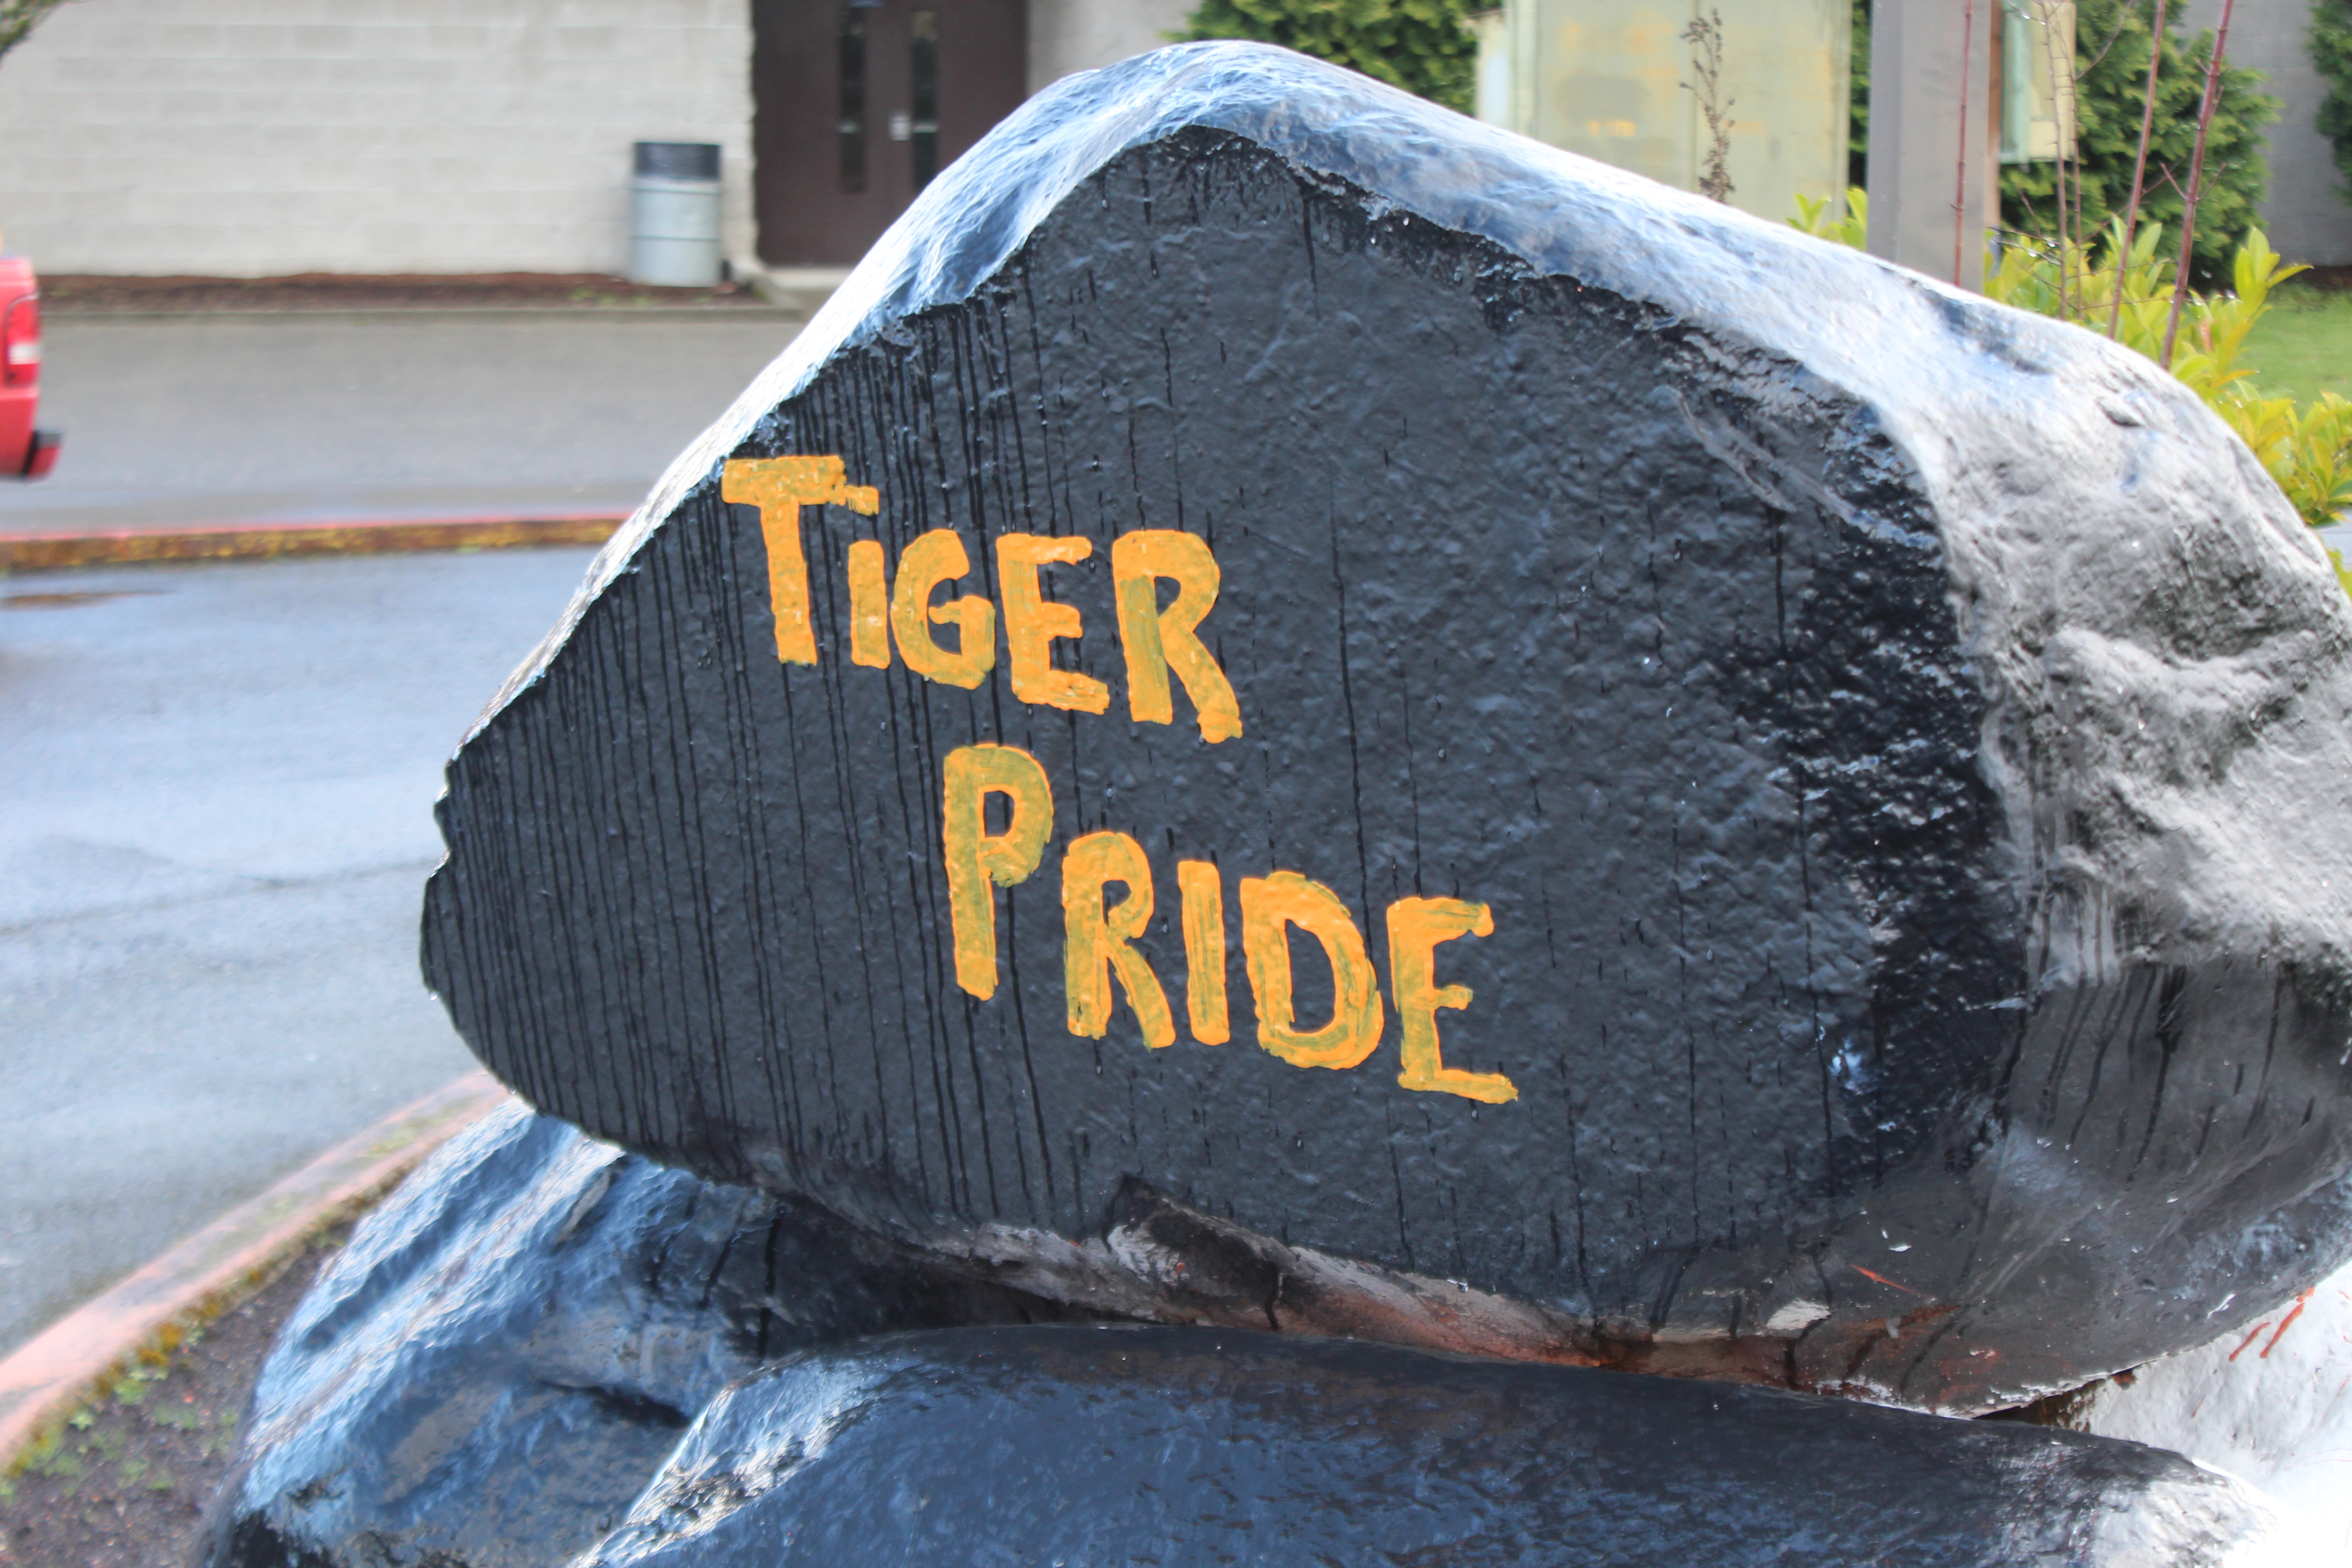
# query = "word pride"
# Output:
<box><xmin>725</xmin><ymin>455</ymin><xmax>1515</xmax><ymax>1105</ymax></box>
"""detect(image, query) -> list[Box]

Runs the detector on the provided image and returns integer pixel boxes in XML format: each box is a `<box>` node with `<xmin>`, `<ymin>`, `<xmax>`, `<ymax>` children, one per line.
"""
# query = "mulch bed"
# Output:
<box><xmin>40</xmin><ymin>272</ymin><xmax>774</xmax><ymax>314</ymax></box>
<box><xmin>0</xmin><ymin>1233</ymin><xmax>342</xmax><ymax>1568</ymax></box>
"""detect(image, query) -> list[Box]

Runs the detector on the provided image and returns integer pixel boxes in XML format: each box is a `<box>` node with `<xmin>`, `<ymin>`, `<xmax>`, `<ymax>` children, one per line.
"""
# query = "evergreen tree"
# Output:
<box><xmin>2312</xmin><ymin>0</ymin><xmax>2352</xmax><ymax>194</ymax></box>
<box><xmin>1999</xmin><ymin>0</ymin><xmax>2274</xmax><ymax>279</ymax></box>
<box><xmin>1176</xmin><ymin>0</ymin><xmax>1479</xmax><ymax>113</ymax></box>
<box><xmin>1850</xmin><ymin>0</ymin><xmax>1872</xmax><ymax>190</ymax></box>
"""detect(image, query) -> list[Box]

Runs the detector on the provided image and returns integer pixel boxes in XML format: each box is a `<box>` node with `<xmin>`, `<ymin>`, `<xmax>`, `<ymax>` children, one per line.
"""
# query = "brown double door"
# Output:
<box><xmin>753</xmin><ymin>0</ymin><xmax>1029</xmax><ymax>267</ymax></box>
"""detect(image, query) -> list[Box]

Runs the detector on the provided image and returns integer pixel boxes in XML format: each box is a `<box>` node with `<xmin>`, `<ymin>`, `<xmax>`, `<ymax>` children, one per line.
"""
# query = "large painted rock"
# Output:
<box><xmin>422</xmin><ymin>43</ymin><xmax>2352</xmax><ymax>1411</ymax></box>
<box><xmin>574</xmin><ymin>1325</ymin><xmax>2303</xmax><ymax>1567</ymax></box>
<box><xmin>206</xmin><ymin>1102</ymin><xmax>1098</xmax><ymax>1568</ymax></box>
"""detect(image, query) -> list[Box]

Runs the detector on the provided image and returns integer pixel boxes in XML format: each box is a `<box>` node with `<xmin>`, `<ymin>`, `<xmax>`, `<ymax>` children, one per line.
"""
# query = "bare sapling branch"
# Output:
<box><xmin>1682</xmin><ymin>11</ymin><xmax>1735</xmax><ymax>203</ymax></box>
<box><xmin>2039</xmin><ymin>0</ymin><xmax>2082</xmax><ymax>319</ymax></box>
<box><xmin>1955</xmin><ymin>0</ymin><xmax>1979</xmax><ymax>284</ymax></box>
<box><xmin>2113</xmin><ymin>0</ymin><xmax>2169</xmax><ymax>338</ymax></box>
<box><xmin>2162</xmin><ymin>0</ymin><xmax>2236</xmax><ymax>365</ymax></box>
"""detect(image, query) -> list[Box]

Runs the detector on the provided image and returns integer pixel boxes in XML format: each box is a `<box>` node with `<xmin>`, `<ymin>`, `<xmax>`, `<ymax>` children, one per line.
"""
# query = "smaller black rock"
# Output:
<box><xmin>205</xmin><ymin>1103</ymin><xmax>1096</xmax><ymax>1568</ymax></box>
<box><xmin>578</xmin><ymin>1324</ymin><xmax>2292</xmax><ymax>1567</ymax></box>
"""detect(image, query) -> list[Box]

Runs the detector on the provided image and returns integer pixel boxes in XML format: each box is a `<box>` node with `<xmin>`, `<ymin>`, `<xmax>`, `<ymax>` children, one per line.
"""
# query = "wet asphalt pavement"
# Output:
<box><xmin>0</xmin><ymin>549</ymin><xmax>602</xmax><ymax>1356</ymax></box>
<box><xmin>0</xmin><ymin>307</ymin><xmax>802</xmax><ymax>1356</ymax></box>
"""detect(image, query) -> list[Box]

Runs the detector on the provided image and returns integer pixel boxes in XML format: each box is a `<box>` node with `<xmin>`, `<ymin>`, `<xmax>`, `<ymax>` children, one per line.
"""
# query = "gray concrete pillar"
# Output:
<box><xmin>1866</xmin><ymin>0</ymin><xmax>1994</xmax><ymax>289</ymax></box>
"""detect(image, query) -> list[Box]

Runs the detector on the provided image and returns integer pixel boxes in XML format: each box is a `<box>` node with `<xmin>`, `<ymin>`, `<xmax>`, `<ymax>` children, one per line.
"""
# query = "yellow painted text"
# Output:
<box><xmin>1239</xmin><ymin>870</ymin><xmax>1383</xmax><ymax>1070</ymax></box>
<box><xmin>728</xmin><ymin>459</ymin><xmax>1241</xmax><ymax>744</ymax></box>
<box><xmin>996</xmin><ymin>534</ymin><xmax>1111</xmax><ymax>715</ymax></box>
<box><xmin>1112</xmin><ymin>530</ymin><xmax>1243</xmax><ymax>743</ymax></box>
<box><xmin>1062</xmin><ymin>831</ymin><xmax>1176</xmax><ymax>1049</ymax></box>
<box><xmin>721</xmin><ymin>456</ymin><xmax>879</xmax><ymax>666</ymax></box>
<box><xmin>939</xmin><ymin>755</ymin><xmax>1509</xmax><ymax>1103</ymax></box>
<box><xmin>846</xmin><ymin>539</ymin><xmax>891</xmax><ymax>668</ymax></box>
<box><xmin>941</xmin><ymin>744</ymin><xmax>1052</xmax><ymax>1000</ymax></box>
<box><xmin>1178</xmin><ymin>859</ymin><xmax>1230</xmax><ymax>1045</ymax></box>
<box><xmin>893</xmin><ymin>530</ymin><xmax>997</xmax><ymax>690</ymax></box>
<box><xmin>1388</xmin><ymin>897</ymin><xmax>1516</xmax><ymax>1103</ymax></box>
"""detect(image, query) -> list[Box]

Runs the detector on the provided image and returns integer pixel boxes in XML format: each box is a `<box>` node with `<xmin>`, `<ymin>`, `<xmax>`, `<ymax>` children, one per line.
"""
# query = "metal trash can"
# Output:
<box><xmin>628</xmin><ymin>142</ymin><xmax>722</xmax><ymax>287</ymax></box>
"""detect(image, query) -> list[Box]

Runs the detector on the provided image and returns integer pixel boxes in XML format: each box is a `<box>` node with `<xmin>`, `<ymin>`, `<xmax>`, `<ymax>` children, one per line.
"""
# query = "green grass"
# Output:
<box><xmin>2242</xmin><ymin>284</ymin><xmax>2352</xmax><ymax>404</ymax></box>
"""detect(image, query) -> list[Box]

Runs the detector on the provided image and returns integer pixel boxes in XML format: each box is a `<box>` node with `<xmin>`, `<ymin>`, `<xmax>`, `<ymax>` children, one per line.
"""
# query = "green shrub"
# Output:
<box><xmin>1792</xmin><ymin>185</ymin><xmax>1869</xmax><ymax>247</ymax></box>
<box><xmin>1174</xmin><ymin>0</ymin><xmax>1479</xmax><ymax>113</ymax></box>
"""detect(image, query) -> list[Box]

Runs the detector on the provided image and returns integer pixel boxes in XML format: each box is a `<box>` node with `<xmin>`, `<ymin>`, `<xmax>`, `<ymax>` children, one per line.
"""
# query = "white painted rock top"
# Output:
<box><xmin>2074</xmin><ymin>1254</ymin><xmax>2352</xmax><ymax>1554</ymax></box>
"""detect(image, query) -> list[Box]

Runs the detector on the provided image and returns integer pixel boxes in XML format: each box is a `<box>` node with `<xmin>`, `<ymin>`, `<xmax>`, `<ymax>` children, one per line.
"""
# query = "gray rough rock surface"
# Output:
<box><xmin>575</xmin><ymin>1324</ymin><xmax>2296</xmax><ymax>1568</ymax></box>
<box><xmin>422</xmin><ymin>42</ymin><xmax>2352</xmax><ymax>1412</ymax></box>
<box><xmin>204</xmin><ymin>1102</ymin><xmax>1098</xmax><ymax>1568</ymax></box>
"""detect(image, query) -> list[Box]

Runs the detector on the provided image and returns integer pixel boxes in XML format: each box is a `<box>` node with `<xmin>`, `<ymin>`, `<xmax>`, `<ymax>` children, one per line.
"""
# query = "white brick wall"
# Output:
<box><xmin>0</xmin><ymin>0</ymin><xmax>755</xmax><ymax>276</ymax></box>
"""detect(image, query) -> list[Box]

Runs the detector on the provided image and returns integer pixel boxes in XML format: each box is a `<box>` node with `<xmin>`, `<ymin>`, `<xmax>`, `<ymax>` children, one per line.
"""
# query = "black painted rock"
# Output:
<box><xmin>573</xmin><ymin>1325</ymin><xmax>2294</xmax><ymax>1566</ymax></box>
<box><xmin>206</xmin><ymin>1102</ymin><xmax>1095</xmax><ymax>1568</ymax></box>
<box><xmin>422</xmin><ymin>42</ymin><xmax>2352</xmax><ymax>1411</ymax></box>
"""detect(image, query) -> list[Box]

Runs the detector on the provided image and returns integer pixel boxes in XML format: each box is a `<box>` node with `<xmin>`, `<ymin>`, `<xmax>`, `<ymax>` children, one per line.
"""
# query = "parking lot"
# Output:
<box><xmin>0</xmin><ymin>304</ymin><xmax>803</xmax><ymax>1357</ymax></box>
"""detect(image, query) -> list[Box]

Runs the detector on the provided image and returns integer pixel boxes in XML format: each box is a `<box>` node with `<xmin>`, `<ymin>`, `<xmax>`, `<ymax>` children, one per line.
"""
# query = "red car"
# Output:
<box><xmin>0</xmin><ymin>253</ymin><xmax>59</xmax><ymax>479</ymax></box>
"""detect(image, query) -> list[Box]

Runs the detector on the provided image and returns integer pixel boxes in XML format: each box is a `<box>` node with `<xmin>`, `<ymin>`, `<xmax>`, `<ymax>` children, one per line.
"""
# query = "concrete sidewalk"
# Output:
<box><xmin>1</xmin><ymin>310</ymin><xmax>804</xmax><ymax>537</ymax></box>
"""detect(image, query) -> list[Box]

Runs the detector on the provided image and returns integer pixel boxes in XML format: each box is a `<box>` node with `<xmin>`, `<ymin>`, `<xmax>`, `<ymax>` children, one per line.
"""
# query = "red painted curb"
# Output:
<box><xmin>0</xmin><ymin>1072</ymin><xmax>512</xmax><ymax>1471</ymax></box>
<box><xmin>0</xmin><ymin>514</ymin><xmax>624</xmax><ymax>573</ymax></box>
